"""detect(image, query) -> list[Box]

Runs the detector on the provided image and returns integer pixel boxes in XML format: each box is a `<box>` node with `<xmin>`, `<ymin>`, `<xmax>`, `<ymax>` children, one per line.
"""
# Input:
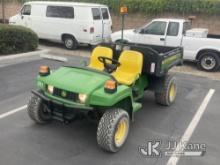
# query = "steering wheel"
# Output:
<box><xmin>98</xmin><ymin>56</ymin><xmax>120</xmax><ymax>73</ymax></box>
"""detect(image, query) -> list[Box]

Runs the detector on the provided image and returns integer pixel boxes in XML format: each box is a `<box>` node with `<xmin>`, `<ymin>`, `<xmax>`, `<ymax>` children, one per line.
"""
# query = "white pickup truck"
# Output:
<box><xmin>111</xmin><ymin>18</ymin><xmax>220</xmax><ymax>71</ymax></box>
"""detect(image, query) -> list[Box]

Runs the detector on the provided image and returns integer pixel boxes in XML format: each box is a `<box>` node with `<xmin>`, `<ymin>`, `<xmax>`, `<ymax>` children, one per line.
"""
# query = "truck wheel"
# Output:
<box><xmin>97</xmin><ymin>108</ymin><xmax>130</xmax><ymax>152</ymax></box>
<box><xmin>27</xmin><ymin>95</ymin><xmax>51</xmax><ymax>124</ymax></box>
<box><xmin>197</xmin><ymin>52</ymin><xmax>220</xmax><ymax>71</ymax></box>
<box><xmin>63</xmin><ymin>35</ymin><xmax>78</xmax><ymax>50</ymax></box>
<box><xmin>155</xmin><ymin>74</ymin><xmax>177</xmax><ymax>106</ymax></box>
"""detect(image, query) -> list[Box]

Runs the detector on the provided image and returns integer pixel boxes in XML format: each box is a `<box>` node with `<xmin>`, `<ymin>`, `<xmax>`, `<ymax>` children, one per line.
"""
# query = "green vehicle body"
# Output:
<box><xmin>33</xmin><ymin>43</ymin><xmax>183</xmax><ymax>122</ymax></box>
<box><xmin>36</xmin><ymin>66</ymin><xmax>148</xmax><ymax>120</ymax></box>
<box><xmin>28</xmin><ymin>42</ymin><xmax>183</xmax><ymax>152</ymax></box>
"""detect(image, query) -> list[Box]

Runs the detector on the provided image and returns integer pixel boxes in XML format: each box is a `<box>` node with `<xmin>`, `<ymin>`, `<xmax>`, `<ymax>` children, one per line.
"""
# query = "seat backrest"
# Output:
<box><xmin>117</xmin><ymin>50</ymin><xmax>143</xmax><ymax>75</ymax></box>
<box><xmin>88</xmin><ymin>46</ymin><xmax>113</xmax><ymax>71</ymax></box>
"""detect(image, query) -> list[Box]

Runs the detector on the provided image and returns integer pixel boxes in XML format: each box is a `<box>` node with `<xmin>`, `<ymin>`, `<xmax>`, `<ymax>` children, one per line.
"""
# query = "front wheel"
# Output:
<box><xmin>97</xmin><ymin>108</ymin><xmax>130</xmax><ymax>153</ymax></box>
<box><xmin>155</xmin><ymin>74</ymin><xmax>177</xmax><ymax>106</ymax></box>
<box><xmin>27</xmin><ymin>95</ymin><xmax>51</xmax><ymax>124</ymax></box>
<box><xmin>197</xmin><ymin>52</ymin><xmax>220</xmax><ymax>72</ymax></box>
<box><xmin>63</xmin><ymin>36</ymin><xmax>78</xmax><ymax>50</ymax></box>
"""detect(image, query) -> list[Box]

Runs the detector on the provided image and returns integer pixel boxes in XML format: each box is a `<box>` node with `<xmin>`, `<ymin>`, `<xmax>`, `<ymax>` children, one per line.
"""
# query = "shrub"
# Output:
<box><xmin>0</xmin><ymin>24</ymin><xmax>38</xmax><ymax>55</ymax></box>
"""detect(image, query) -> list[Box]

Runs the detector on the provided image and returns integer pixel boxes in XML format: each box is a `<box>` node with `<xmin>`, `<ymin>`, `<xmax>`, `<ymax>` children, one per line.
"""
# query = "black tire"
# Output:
<box><xmin>27</xmin><ymin>94</ymin><xmax>51</xmax><ymax>124</ymax></box>
<box><xmin>63</xmin><ymin>35</ymin><xmax>78</xmax><ymax>50</ymax></box>
<box><xmin>97</xmin><ymin>108</ymin><xmax>130</xmax><ymax>153</ymax></box>
<box><xmin>197</xmin><ymin>52</ymin><xmax>220</xmax><ymax>72</ymax></box>
<box><xmin>155</xmin><ymin>74</ymin><xmax>177</xmax><ymax>106</ymax></box>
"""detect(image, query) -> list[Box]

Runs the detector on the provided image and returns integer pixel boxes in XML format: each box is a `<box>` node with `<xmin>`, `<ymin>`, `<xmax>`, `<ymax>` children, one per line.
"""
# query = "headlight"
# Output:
<box><xmin>78</xmin><ymin>94</ymin><xmax>87</xmax><ymax>103</ymax></box>
<box><xmin>47</xmin><ymin>85</ymin><xmax>54</xmax><ymax>94</ymax></box>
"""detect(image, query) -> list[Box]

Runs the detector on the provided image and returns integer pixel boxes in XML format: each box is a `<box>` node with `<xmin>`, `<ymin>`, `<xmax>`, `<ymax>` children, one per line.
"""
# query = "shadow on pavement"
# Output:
<box><xmin>39</xmin><ymin>39</ymin><xmax>93</xmax><ymax>51</ymax></box>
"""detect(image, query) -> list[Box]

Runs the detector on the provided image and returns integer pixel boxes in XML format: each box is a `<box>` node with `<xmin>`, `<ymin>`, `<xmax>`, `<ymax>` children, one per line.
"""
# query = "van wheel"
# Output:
<box><xmin>97</xmin><ymin>108</ymin><xmax>130</xmax><ymax>153</ymax></box>
<box><xmin>155</xmin><ymin>74</ymin><xmax>177</xmax><ymax>106</ymax></box>
<box><xmin>197</xmin><ymin>52</ymin><xmax>220</xmax><ymax>72</ymax></box>
<box><xmin>63</xmin><ymin>36</ymin><xmax>78</xmax><ymax>50</ymax></box>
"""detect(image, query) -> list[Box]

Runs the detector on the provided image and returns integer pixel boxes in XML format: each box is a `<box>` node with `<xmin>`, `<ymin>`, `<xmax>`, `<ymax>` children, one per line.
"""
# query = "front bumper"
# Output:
<box><xmin>32</xmin><ymin>90</ymin><xmax>93</xmax><ymax>110</ymax></box>
<box><xmin>31</xmin><ymin>90</ymin><xmax>93</xmax><ymax>122</ymax></box>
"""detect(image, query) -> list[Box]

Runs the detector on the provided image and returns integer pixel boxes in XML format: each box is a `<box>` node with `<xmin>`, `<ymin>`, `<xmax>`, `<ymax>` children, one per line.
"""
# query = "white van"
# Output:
<box><xmin>9</xmin><ymin>1</ymin><xmax>112</xmax><ymax>49</ymax></box>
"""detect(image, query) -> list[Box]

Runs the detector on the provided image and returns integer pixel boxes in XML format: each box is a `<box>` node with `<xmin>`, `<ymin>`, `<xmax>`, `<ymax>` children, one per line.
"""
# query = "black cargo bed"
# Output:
<box><xmin>100</xmin><ymin>43</ymin><xmax>183</xmax><ymax>77</ymax></box>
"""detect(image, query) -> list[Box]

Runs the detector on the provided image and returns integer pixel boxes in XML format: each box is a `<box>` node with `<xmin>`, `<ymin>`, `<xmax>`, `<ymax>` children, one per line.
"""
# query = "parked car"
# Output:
<box><xmin>9</xmin><ymin>1</ymin><xmax>112</xmax><ymax>50</ymax></box>
<box><xmin>111</xmin><ymin>18</ymin><xmax>220</xmax><ymax>71</ymax></box>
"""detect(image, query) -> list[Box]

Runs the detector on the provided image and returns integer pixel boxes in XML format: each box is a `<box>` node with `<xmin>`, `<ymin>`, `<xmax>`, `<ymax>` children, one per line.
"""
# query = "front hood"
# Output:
<box><xmin>111</xmin><ymin>29</ymin><xmax>135</xmax><ymax>41</ymax></box>
<box><xmin>39</xmin><ymin>67</ymin><xmax>110</xmax><ymax>94</ymax></box>
<box><xmin>9</xmin><ymin>15</ymin><xmax>19</xmax><ymax>24</ymax></box>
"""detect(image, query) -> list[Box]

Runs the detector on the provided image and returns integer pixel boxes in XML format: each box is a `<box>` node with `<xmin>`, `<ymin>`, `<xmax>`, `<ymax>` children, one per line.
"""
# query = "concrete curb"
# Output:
<box><xmin>0</xmin><ymin>49</ymin><xmax>49</xmax><ymax>61</ymax></box>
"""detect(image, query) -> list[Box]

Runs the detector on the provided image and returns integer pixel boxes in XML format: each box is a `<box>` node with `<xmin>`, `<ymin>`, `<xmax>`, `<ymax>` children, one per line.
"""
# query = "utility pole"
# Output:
<box><xmin>1</xmin><ymin>0</ymin><xmax>5</xmax><ymax>23</ymax></box>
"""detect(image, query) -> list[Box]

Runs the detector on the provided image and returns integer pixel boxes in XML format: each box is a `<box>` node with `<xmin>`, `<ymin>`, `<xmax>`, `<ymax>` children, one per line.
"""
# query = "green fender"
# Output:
<box><xmin>89</xmin><ymin>85</ymin><xmax>132</xmax><ymax>107</ymax></box>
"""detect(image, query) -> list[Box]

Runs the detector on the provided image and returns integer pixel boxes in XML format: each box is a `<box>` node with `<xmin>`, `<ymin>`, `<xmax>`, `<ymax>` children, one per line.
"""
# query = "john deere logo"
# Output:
<box><xmin>61</xmin><ymin>91</ymin><xmax>67</xmax><ymax>97</ymax></box>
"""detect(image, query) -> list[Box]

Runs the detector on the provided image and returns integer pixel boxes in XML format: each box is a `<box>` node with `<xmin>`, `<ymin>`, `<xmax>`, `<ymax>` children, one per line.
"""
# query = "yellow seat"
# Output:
<box><xmin>112</xmin><ymin>50</ymin><xmax>143</xmax><ymax>86</ymax></box>
<box><xmin>88</xmin><ymin>46</ymin><xmax>113</xmax><ymax>71</ymax></box>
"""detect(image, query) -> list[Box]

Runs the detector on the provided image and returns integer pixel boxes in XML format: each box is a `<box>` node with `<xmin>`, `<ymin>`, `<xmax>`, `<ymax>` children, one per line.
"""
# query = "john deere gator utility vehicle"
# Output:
<box><xmin>27</xmin><ymin>7</ymin><xmax>183</xmax><ymax>153</ymax></box>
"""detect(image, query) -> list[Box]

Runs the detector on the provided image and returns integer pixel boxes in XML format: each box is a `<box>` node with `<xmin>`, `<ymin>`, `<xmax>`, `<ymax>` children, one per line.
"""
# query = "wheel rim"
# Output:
<box><xmin>114</xmin><ymin>117</ymin><xmax>129</xmax><ymax>147</ymax></box>
<box><xmin>201</xmin><ymin>56</ymin><xmax>216</xmax><ymax>70</ymax></box>
<box><xmin>65</xmin><ymin>39</ymin><xmax>73</xmax><ymax>48</ymax></box>
<box><xmin>169</xmin><ymin>82</ymin><xmax>177</xmax><ymax>103</ymax></box>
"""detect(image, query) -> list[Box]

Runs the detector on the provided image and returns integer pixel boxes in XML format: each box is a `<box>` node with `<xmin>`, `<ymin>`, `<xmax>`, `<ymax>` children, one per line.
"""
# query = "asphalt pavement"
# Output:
<box><xmin>0</xmin><ymin>55</ymin><xmax>219</xmax><ymax>165</ymax></box>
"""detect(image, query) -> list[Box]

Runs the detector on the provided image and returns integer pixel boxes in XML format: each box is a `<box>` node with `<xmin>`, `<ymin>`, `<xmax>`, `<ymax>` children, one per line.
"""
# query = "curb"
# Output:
<box><xmin>0</xmin><ymin>49</ymin><xmax>49</xmax><ymax>61</ymax></box>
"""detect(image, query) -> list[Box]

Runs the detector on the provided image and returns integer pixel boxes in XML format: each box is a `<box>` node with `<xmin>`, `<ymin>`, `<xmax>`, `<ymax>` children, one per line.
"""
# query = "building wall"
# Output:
<box><xmin>0</xmin><ymin>2</ymin><xmax>21</xmax><ymax>19</ymax></box>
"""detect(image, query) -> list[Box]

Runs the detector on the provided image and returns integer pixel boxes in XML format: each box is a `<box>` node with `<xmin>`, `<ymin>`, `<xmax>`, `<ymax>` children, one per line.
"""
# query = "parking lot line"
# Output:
<box><xmin>167</xmin><ymin>89</ymin><xmax>215</xmax><ymax>165</ymax></box>
<box><xmin>0</xmin><ymin>105</ymin><xmax>27</xmax><ymax>119</ymax></box>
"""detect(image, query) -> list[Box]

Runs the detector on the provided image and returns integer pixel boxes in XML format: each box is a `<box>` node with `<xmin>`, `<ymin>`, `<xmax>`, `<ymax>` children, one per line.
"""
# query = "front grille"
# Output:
<box><xmin>52</xmin><ymin>87</ymin><xmax>78</xmax><ymax>102</ymax></box>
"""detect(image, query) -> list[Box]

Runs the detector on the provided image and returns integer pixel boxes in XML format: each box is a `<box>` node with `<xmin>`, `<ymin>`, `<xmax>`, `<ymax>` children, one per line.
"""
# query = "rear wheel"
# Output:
<box><xmin>63</xmin><ymin>35</ymin><xmax>78</xmax><ymax>50</ymax></box>
<box><xmin>97</xmin><ymin>108</ymin><xmax>130</xmax><ymax>152</ymax></box>
<box><xmin>27</xmin><ymin>95</ymin><xmax>51</xmax><ymax>124</ymax></box>
<box><xmin>155</xmin><ymin>74</ymin><xmax>177</xmax><ymax>106</ymax></box>
<box><xmin>197</xmin><ymin>52</ymin><xmax>220</xmax><ymax>72</ymax></box>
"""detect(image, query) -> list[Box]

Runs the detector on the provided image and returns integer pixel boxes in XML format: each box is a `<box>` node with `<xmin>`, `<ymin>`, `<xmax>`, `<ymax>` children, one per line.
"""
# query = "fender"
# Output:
<box><xmin>196</xmin><ymin>47</ymin><xmax>220</xmax><ymax>60</ymax></box>
<box><xmin>89</xmin><ymin>85</ymin><xmax>132</xmax><ymax>107</ymax></box>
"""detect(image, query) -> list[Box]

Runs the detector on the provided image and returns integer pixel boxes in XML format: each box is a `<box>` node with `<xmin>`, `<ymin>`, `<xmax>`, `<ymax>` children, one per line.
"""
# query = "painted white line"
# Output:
<box><xmin>167</xmin><ymin>89</ymin><xmax>215</xmax><ymax>165</ymax></box>
<box><xmin>0</xmin><ymin>105</ymin><xmax>27</xmax><ymax>119</ymax></box>
<box><xmin>40</xmin><ymin>54</ymin><xmax>68</xmax><ymax>62</ymax></box>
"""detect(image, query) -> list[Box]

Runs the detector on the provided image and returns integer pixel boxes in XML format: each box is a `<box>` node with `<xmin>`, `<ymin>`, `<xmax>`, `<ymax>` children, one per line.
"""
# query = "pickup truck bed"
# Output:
<box><xmin>101</xmin><ymin>43</ymin><xmax>183</xmax><ymax>77</ymax></box>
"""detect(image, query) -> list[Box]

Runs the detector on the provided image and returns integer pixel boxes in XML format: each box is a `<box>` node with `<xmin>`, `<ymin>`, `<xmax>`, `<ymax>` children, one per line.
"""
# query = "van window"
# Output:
<box><xmin>46</xmin><ymin>6</ymin><xmax>74</xmax><ymax>18</ymax></box>
<box><xmin>143</xmin><ymin>21</ymin><xmax>167</xmax><ymax>35</ymax></box>
<box><xmin>92</xmin><ymin>8</ymin><xmax>101</xmax><ymax>20</ymax></box>
<box><xmin>21</xmin><ymin>5</ymin><xmax>31</xmax><ymax>15</ymax></box>
<box><xmin>101</xmin><ymin>8</ymin><xmax>109</xmax><ymax>20</ymax></box>
<box><xmin>167</xmin><ymin>22</ymin><xmax>179</xmax><ymax>36</ymax></box>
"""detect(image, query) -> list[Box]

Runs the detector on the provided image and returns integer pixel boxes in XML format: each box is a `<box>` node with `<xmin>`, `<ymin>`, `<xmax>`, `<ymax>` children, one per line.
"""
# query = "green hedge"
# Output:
<box><xmin>83</xmin><ymin>0</ymin><xmax>220</xmax><ymax>15</ymax></box>
<box><xmin>0</xmin><ymin>24</ymin><xmax>38</xmax><ymax>55</ymax></box>
<box><xmin>15</xmin><ymin>0</ymin><xmax>220</xmax><ymax>15</ymax></box>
